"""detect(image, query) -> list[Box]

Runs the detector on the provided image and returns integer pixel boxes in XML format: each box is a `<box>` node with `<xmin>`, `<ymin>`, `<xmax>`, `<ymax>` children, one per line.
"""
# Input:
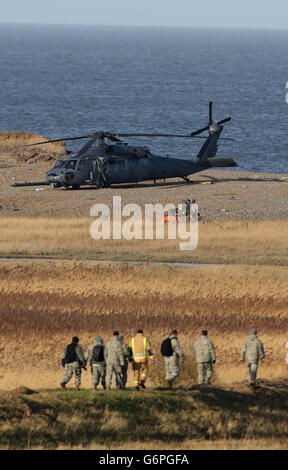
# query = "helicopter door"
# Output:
<box><xmin>77</xmin><ymin>159</ymin><xmax>93</xmax><ymax>181</ymax></box>
<box><xmin>115</xmin><ymin>159</ymin><xmax>127</xmax><ymax>182</ymax></box>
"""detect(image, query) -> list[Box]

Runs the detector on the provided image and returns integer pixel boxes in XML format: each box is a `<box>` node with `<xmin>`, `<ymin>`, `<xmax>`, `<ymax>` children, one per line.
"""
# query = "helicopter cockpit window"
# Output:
<box><xmin>53</xmin><ymin>160</ymin><xmax>65</xmax><ymax>168</ymax></box>
<box><xmin>65</xmin><ymin>160</ymin><xmax>77</xmax><ymax>170</ymax></box>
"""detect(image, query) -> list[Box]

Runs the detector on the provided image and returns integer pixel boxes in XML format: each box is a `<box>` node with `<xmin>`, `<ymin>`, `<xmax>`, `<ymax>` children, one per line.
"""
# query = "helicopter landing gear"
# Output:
<box><xmin>94</xmin><ymin>180</ymin><xmax>105</xmax><ymax>189</ymax></box>
<box><xmin>182</xmin><ymin>176</ymin><xmax>192</xmax><ymax>184</ymax></box>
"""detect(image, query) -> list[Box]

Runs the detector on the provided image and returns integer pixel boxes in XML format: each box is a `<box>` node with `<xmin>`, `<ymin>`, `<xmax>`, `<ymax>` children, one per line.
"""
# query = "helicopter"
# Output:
<box><xmin>12</xmin><ymin>102</ymin><xmax>237</xmax><ymax>190</ymax></box>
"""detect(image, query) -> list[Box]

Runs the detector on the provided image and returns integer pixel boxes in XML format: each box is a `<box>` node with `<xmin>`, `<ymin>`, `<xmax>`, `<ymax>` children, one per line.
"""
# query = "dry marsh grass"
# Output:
<box><xmin>1</xmin><ymin>384</ymin><xmax>288</xmax><ymax>450</ymax></box>
<box><xmin>0</xmin><ymin>260</ymin><xmax>288</xmax><ymax>390</ymax></box>
<box><xmin>0</xmin><ymin>217</ymin><xmax>287</xmax><ymax>264</ymax></box>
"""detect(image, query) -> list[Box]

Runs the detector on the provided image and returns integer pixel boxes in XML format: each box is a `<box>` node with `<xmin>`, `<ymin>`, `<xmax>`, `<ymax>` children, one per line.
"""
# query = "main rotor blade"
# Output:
<box><xmin>116</xmin><ymin>132</ymin><xmax>234</xmax><ymax>141</ymax></box>
<box><xmin>116</xmin><ymin>132</ymin><xmax>207</xmax><ymax>139</ymax></box>
<box><xmin>13</xmin><ymin>125</ymin><xmax>235</xmax><ymax>150</ymax></box>
<box><xmin>14</xmin><ymin>134</ymin><xmax>95</xmax><ymax>149</ymax></box>
<box><xmin>11</xmin><ymin>132</ymin><xmax>122</xmax><ymax>149</ymax></box>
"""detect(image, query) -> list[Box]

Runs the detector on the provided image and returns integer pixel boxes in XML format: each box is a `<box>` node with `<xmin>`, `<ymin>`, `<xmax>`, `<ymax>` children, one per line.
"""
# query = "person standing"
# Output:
<box><xmin>61</xmin><ymin>336</ymin><xmax>87</xmax><ymax>391</ymax></box>
<box><xmin>85</xmin><ymin>335</ymin><xmax>106</xmax><ymax>391</ymax></box>
<box><xmin>104</xmin><ymin>331</ymin><xmax>125</xmax><ymax>390</ymax></box>
<box><xmin>116</xmin><ymin>334</ymin><xmax>131</xmax><ymax>390</ymax></box>
<box><xmin>194</xmin><ymin>330</ymin><xmax>216</xmax><ymax>385</ymax></box>
<box><xmin>129</xmin><ymin>329</ymin><xmax>154</xmax><ymax>391</ymax></box>
<box><xmin>241</xmin><ymin>328</ymin><xmax>265</xmax><ymax>386</ymax></box>
<box><xmin>161</xmin><ymin>329</ymin><xmax>185</xmax><ymax>389</ymax></box>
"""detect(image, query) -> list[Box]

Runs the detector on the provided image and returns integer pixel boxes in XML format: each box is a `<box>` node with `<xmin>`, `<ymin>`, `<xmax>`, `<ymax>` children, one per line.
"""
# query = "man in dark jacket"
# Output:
<box><xmin>61</xmin><ymin>336</ymin><xmax>86</xmax><ymax>391</ymax></box>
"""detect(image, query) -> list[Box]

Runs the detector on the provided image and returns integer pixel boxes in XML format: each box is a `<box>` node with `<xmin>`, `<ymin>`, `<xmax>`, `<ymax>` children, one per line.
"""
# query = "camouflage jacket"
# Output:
<box><xmin>194</xmin><ymin>336</ymin><xmax>216</xmax><ymax>364</ymax></box>
<box><xmin>104</xmin><ymin>337</ymin><xmax>125</xmax><ymax>366</ymax></box>
<box><xmin>170</xmin><ymin>335</ymin><xmax>185</xmax><ymax>362</ymax></box>
<box><xmin>241</xmin><ymin>335</ymin><xmax>265</xmax><ymax>364</ymax></box>
<box><xmin>118</xmin><ymin>335</ymin><xmax>131</xmax><ymax>362</ymax></box>
<box><xmin>85</xmin><ymin>335</ymin><xmax>105</xmax><ymax>366</ymax></box>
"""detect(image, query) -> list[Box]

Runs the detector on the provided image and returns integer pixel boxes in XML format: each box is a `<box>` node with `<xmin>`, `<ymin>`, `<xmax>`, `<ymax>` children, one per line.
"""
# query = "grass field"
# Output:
<box><xmin>0</xmin><ymin>217</ymin><xmax>287</xmax><ymax>265</ymax></box>
<box><xmin>1</xmin><ymin>217</ymin><xmax>288</xmax><ymax>450</ymax></box>
<box><xmin>0</xmin><ymin>260</ymin><xmax>287</xmax><ymax>390</ymax></box>
<box><xmin>1</xmin><ymin>382</ymin><xmax>288</xmax><ymax>450</ymax></box>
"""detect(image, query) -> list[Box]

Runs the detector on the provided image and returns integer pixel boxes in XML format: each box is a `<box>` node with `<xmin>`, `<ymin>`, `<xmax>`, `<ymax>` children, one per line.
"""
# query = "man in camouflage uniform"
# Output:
<box><xmin>61</xmin><ymin>336</ymin><xmax>87</xmax><ymax>391</ymax></box>
<box><xmin>241</xmin><ymin>328</ymin><xmax>265</xmax><ymax>386</ymax></box>
<box><xmin>163</xmin><ymin>330</ymin><xmax>185</xmax><ymax>389</ymax></box>
<box><xmin>194</xmin><ymin>330</ymin><xmax>216</xmax><ymax>385</ymax></box>
<box><xmin>85</xmin><ymin>335</ymin><xmax>106</xmax><ymax>390</ymax></box>
<box><xmin>104</xmin><ymin>331</ymin><xmax>125</xmax><ymax>390</ymax></box>
<box><xmin>115</xmin><ymin>334</ymin><xmax>131</xmax><ymax>390</ymax></box>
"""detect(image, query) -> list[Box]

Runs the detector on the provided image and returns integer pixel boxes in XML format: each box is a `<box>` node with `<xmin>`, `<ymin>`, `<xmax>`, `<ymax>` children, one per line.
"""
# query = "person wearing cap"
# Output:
<box><xmin>129</xmin><ymin>329</ymin><xmax>154</xmax><ymax>391</ymax></box>
<box><xmin>161</xmin><ymin>329</ymin><xmax>185</xmax><ymax>389</ymax></box>
<box><xmin>61</xmin><ymin>336</ymin><xmax>87</xmax><ymax>391</ymax></box>
<box><xmin>104</xmin><ymin>331</ymin><xmax>125</xmax><ymax>390</ymax></box>
<box><xmin>193</xmin><ymin>330</ymin><xmax>216</xmax><ymax>385</ymax></box>
<box><xmin>85</xmin><ymin>335</ymin><xmax>106</xmax><ymax>391</ymax></box>
<box><xmin>241</xmin><ymin>328</ymin><xmax>265</xmax><ymax>386</ymax></box>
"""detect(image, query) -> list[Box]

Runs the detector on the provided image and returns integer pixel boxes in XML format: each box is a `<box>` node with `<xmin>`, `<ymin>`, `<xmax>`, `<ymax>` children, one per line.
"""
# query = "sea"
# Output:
<box><xmin>0</xmin><ymin>24</ymin><xmax>287</xmax><ymax>174</ymax></box>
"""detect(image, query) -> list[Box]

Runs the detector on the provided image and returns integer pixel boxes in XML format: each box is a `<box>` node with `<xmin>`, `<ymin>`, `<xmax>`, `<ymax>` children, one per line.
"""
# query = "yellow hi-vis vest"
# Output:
<box><xmin>131</xmin><ymin>336</ymin><xmax>153</xmax><ymax>363</ymax></box>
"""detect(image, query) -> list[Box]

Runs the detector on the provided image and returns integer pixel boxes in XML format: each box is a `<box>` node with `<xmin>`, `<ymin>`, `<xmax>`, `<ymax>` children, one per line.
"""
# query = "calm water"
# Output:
<box><xmin>0</xmin><ymin>24</ymin><xmax>287</xmax><ymax>173</ymax></box>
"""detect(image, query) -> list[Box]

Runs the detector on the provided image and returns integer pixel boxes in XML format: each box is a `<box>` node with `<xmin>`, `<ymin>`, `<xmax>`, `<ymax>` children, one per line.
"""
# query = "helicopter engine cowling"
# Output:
<box><xmin>133</xmin><ymin>148</ymin><xmax>149</xmax><ymax>158</ymax></box>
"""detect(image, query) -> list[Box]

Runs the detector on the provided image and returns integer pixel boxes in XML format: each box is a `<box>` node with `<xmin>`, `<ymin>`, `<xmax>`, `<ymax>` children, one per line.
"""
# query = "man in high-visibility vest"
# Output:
<box><xmin>129</xmin><ymin>329</ymin><xmax>154</xmax><ymax>391</ymax></box>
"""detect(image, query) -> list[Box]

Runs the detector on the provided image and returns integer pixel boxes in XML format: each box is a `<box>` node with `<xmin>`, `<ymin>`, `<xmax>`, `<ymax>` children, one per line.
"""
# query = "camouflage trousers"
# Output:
<box><xmin>63</xmin><ymin>361</ymin><xmax>82</xmax><ymax>386</ymax></box>
<box><xmin>91</xmin><ymin>363</ymin><xmax>106</xmax><ymax>389</ymax></box>
<box><xmin>116</xmin><ymin>361</ymin><xmax>128</xmax><ymax>389</ymax></box>
<box><xmin>106</xmin><ymin>362</ymin><xmax>123</xmax><ymax>388</ymax></box>
<box><xmin>197</xmin><ymin>362</ymin><xmax>213</xmax><ymax>385</ymax></box>
<box><xmin>248</xmin><ymin>363</ymin><xmax>258</xmax><ymax>383</ymax></box>
<box><xmin>164</xmin><ymin>355</ymin><xmax>180</xmax><ymax>384</ymax></box>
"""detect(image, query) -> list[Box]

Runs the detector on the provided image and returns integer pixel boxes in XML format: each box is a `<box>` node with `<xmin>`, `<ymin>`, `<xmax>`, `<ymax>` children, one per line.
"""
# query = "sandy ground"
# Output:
<box><xmin>0</xmin><ymin>158</ymin><xmax>287</xmax><ymax>221</ymax></box>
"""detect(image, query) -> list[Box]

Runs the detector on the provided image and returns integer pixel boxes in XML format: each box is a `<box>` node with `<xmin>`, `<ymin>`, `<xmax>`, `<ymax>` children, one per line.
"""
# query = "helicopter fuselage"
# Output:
<box><xmin>45</xmin><ymin>152</ymin><xmax>209</xmax><ymax>189</ymax></box>
<box><xmin>12</xmin><ymin>103</ymin><xmax>237</xmax><ymax>190</ymax></box>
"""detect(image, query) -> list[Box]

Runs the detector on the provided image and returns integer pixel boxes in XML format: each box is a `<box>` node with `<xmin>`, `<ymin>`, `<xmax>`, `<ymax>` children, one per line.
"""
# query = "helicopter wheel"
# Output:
<box><xmin>94</xmin><ymin>181</ymin><xmax>104</xmax><ymax>189</ymax></box>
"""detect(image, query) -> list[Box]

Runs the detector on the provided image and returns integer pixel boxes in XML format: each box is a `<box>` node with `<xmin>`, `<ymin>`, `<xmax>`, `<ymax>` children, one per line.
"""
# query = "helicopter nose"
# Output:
<box><xmin>45</xmin><ymin>170</ymin><xmax>65</xmax><ymax>184</ymax></box>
